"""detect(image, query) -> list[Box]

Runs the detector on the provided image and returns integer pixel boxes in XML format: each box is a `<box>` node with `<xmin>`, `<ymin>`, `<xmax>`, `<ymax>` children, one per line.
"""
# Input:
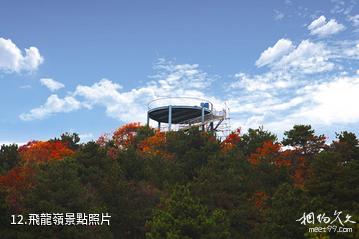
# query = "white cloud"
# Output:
<box><xmin>348</xmin><ymin>15</ymin><xmax>359</xmax><ymax>26</ymax></box>
<box><xmin>74</xmin><ymin>78</ymin><xmax>148</xmax><ymax>122</ymax></box>
<box><xmin>274</xmin><ymin>40</ymin><xmax>334</xmax><ymax>74</ymax></box>
<box><xmin>0</xmin><ymin>37</ymin><xmax>43</xmax><ymax>73</ymax></box>
<box><xmin>73</xmin><ymin>60</ymin><xmax>217</xmax><ymax>122</ymax></box>
<box><xmin>274</xmin><ymin>10</ymin><xmax>285</xmax><ymax>21</ymax></box>
<box><xmin>255</xmin><ymin>39</ymin><xmax>294</xmax><ymax>67</ymax></box>
<box><xmin>19</xmin><ymin>94</ymin><xmax>82</xmax><ymax>121</ymax></box>
<box><xmin>20</xmin><ymin>85</ymin><xmax>32</xmax><ymax>89</ymax></box>
<box><xmin>19</xmin><ymin>50</ymin><xmax>359</xmax><ymax>140</ymax></box>
<box><xmin>255</xmin><ymin>39</ymin><xmax>334</xmax><ymax>74</ymax></box>
<box><xmin>242</xmin><ymin>76</ymin><xmax>359</xmax><ymax>134</ymax></box>
<box><xmin>21</xmin><ymin>59</ymin><xmax>220</xmax><ymax>123</ymax></box>
<box><xmin>308</xmin><ymin>15</ymin><xmax>327</xmax><ymax>31</ymax></box>
<box><xmin>331</xmin><ymin>0</ymin><xmax>355</xmax><ymax>15</ymax></box>
<box><xmin>343</xmin><ymin>43</ymin><xmax>359</xmax><ymax>58</ymax></box>
<box><xmin>78</xmin><ymin>133</ymin><xmax>94</xmax><ymax>142</ymax></box>
<box><xmin>308</xmin><ymin>16</ymin><xmax>345</xmax><ymax>37</ymax></box>
<box><xmin>228</xmin><ymin>35</ymin><xmax>359</xmax><ymax>134</ymax></box>
<box><xmin>230</xmin><ymin>71</ymin><xmax>294</xmax><ymax>92</ymax></box>
<box><xmin>293</xmin><ymin>76</ymin><xmax>359</xmax><ymax>125</ymax></box>
<box><xmin>40</xmin><ymin>78</ymin><xmax>65</xmax><ymax>91</ymax></box>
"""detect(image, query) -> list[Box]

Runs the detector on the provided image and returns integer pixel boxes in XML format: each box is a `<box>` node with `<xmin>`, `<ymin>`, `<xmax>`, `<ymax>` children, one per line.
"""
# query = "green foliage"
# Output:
<box><xmin>146</xmin><ymin>185</ymin><xmax>230</xmax><ymax>239</ymax></box>
<box><xmin>331</xmin><ymin>131</ymin><xmax>359</xmax><ymax>162</ymax></box>
<box><xmin>191</xmin><ymin>157</ymin><xmax>260</xmax><ymax>238</ymax></box>
<box><xmin>238</xmin><ymin>126</ymin><xmax>277</xmax><ymax>156</ymax></box>
<box><xmin>135</xmin><ymin>125</ymin><xmax>156</xmax><ymax>143</ymax></box>
<box><xmin>13</xmin><ymin>158</ymin><xmax>111</xmax><ymax>238</ymax></box>
<box><xmin>282</xmin><ymin>125</ymin><xmax>326</xmax><ymax>155</ymax></box>
<box><xmin>0</xmin><ymin>144</ymin><xmax>20</xmax><ymax>174</ymax></box>
<box><xmin>61</xmin><ymin>132</ymin><xmax>81</xmax><ymax>150</ymax></box>
<box><xmin>74</xmin><ymin>141</ymin><xmax>160</xmax><ymax>239</ymax></box>
<box><xmin>263</xmin><ymin>183</ymin><xmax>307</xmax><ymax>239</ymax></box>
<box><xmin>306</xmin><ymin>152</ymin><xmax>359</xmax><ymax>212</ymax></box>
<box><xmin>50</xmin><ymin>132</ymin><xmax>81</xmax><ymax>150</ymax></box>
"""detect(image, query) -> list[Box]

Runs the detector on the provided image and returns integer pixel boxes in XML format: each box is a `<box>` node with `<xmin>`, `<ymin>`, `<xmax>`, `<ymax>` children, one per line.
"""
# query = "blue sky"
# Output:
<box><xmin>0</xmin><ymin>0</ymin><xmax>358</xmax><ymax>144</ymax></box>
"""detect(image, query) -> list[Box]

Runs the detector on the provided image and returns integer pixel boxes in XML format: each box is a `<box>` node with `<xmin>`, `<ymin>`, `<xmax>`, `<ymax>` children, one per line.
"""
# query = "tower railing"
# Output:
<box><xmin>148</xmin><ymin>97</ymin><xmax>213</xmax><ymax>111</ymax></box>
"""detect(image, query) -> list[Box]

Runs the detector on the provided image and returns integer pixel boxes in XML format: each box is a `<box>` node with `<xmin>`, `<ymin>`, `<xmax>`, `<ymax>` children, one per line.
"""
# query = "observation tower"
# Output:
<box><xmin>147</xmin><ymin>97</ymin><xmax>228</xmax><ymax>132</ymax></box>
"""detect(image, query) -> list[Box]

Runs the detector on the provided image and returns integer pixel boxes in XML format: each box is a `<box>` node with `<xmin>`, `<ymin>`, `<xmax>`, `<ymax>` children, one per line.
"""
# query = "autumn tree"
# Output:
<box><xmin>112</xmin><ymin>122</ymin><xmax>141</xmax><ymax>149</ymax></box>
<box><xmin>0</xmin><ymin>166</ymin><xmax>35</xmax><ymax>211</ymax></box>
<box><xmin>97</xmin><ymin>122</ymin><xmax>143</xmax><ymax>159</ymax></box>
<box><xmin>246</xmin><ymin>140</ymin><xmax>294</xmax><ymax>192</ymax></box>
<box><xmin>139</xmin><ymin>131</ymin><xmax>173</xmax><ymax>160</ymax></box>
<box><xmin>221</xmin><ymin>128</ymin><xmax>241</xmax><ymax>152</ymax></box>
<box><xmin>18</xmin><ymin>140</ymin><xmax>74</xmax><ymax>163</ymax></box>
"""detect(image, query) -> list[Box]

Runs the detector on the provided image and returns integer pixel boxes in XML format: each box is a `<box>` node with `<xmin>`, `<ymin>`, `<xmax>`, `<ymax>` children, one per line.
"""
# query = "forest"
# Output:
<box><xmin>0</xmin><ymin>123</ymin><xmax>358</xmax><ymax>239</ymax></box>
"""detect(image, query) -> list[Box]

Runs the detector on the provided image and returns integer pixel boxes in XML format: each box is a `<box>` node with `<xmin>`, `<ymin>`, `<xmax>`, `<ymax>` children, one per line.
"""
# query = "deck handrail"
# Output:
<box><xmin>147</xmin><ymin>97</ymin><xmax>213</xmax><ymax>111</ymax></box>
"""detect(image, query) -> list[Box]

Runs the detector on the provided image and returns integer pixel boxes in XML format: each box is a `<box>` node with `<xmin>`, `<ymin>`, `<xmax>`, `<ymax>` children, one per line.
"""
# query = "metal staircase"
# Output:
<box><xmin>178</xmin><ymin>109</ymin><xmax>227</xmax><ymax>131</ymax></box>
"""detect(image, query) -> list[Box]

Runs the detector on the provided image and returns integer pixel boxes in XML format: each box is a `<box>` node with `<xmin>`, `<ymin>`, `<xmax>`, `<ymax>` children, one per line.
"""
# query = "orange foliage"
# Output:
<box><xmin>112</xmin><ymin>122</ymin><xmax>141</xmax><ymax>148</ymax></box>
<box><xmin>221</xmin><ymin>128</ymin><xmax>241</xmax><ymax>152</ymax></box>
<box><xmin>249</xmin><ymin>141</ymin><xmax>308</xmax><ymax>187</ymax></box>
<box><xmin>18</xmin><ymin>140</ymin><xmax>74</xmax><ymax>163</ymax></box>
<box><xmin>96</xmin><ymin>123</ymin><xmax>142</xmax><ymax>159</ymax></box>
<box><xmin>139</xmin><ymin>131</ymin><xmax>174</xmax><ymax>160</ymax></box>
<box><xmin>249</xmin><ymin>141</ymin><xmax>291</xmax><ymax>167</ymax></box>
<box><xmin>249</xmin><ymin>141</ymin><xmax>279</xmax><ymax>165</ymax></box>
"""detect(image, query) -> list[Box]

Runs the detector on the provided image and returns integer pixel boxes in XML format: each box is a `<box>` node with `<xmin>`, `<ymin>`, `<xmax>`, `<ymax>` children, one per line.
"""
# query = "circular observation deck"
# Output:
<box><xmin>147</xmin><ymin>97</ymin><xmax>213</xmax><ymax>124</ymax></box>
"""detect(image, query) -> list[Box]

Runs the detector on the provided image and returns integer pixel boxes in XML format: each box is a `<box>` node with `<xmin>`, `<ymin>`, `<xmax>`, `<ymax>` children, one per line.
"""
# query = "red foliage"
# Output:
<box><xmin>221</xmin><ymin>128</ymin><xmax>241</xmax><ymax>152</ymax></box>
<box><xmin>276</xmin><ymin>149</ymin><xmax>294</xmax><ymax>167</ymax></box>
<box><xmin>0</xmin><ymin>140</ymin><xmax>73</xmax><ymax>211</ymax></box>
<box><xmin>292</xmin><ymin>156</ymin><xmax>306</xmax><ymax>188</ymax></box>
<box><xmin>18</xmin><ymin>140</ymin><xmax>74</xmax><ymax>163</ymax></box>
<box><xmin>252</xmin><ymin>191</ymin><xmax>269</xmax><ymax>210</ymax></box>
<box><xmin>96</xmin><ymin>133</ymin><xmax>110</xmax><ymax>147</ymax></box>
<box><xmin>0</xmin><ymin>166</ymin><xmax>35</xmax><ymax>211</ymax></box>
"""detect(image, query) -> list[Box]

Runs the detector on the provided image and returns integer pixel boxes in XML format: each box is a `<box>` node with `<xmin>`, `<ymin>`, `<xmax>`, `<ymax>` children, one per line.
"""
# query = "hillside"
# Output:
<box><xmin>0</xmin><ymin>123</ymin><xmax>358</xmax><ymax>238</ymax></box>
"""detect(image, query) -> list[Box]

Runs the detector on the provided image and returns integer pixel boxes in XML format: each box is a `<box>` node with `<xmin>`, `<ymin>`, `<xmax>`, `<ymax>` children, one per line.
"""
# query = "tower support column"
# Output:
<box><xmin>201</xmin><ymin>107</ymin><xmax>205</xmax><ymax>131</ymax></box>
<box><xmin>168</xmin><ymin>105</ymin><xmax>172</xmax><ymax>131</ymax></box>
